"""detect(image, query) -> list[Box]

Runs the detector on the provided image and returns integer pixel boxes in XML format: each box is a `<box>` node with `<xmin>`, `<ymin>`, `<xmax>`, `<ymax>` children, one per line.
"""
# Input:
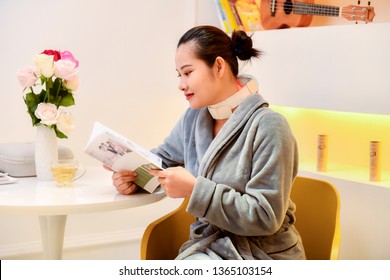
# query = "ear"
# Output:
<box><xmin>213</xmin><ymin>56</ymin><xmax>226</xmax><ymax>78</ymax></box>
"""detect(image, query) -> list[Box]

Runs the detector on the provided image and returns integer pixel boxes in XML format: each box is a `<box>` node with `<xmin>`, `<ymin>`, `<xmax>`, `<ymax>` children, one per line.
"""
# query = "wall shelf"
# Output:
<box><xmin>244</xmin><ymin>23</ymin><xmax>390</xmax><ymax>115</ymax></box>
<box><xmin>298</xmin><ymin>161</ymin><xmax>390</xmax><ymax>189</ymax></box>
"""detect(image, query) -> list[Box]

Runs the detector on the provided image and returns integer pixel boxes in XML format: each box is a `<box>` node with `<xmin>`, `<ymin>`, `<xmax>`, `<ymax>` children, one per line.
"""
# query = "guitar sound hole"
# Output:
<box><xmin>284</xmin><ymin>0</ymin><xmax>293</xmax><ymax>15</ymax></box>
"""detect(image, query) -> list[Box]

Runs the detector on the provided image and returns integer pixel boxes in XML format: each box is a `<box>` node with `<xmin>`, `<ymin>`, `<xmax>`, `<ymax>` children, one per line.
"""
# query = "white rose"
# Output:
<box><xmin>33</xmin><ymin>54</ymin><xmax>54</xmax><ymax>78</ymax></box>
<box><xmin>64</xmin><ymin>75</ymin><xmax>80</xmax><ymax>91</ymax></box>
<box><xmin>56</xmin><ymin>107</ymin><xmax>75</xmax><ymax>134</ymax></box>
<box><xmin>54</xmin><ymin>59</ymin><xmax>77</xmax><ymax>80</ymax></box>
<box><xmin>34</xmin><ymin>103</ymin><xmax>58</xmax><ymax>125</ymax></box>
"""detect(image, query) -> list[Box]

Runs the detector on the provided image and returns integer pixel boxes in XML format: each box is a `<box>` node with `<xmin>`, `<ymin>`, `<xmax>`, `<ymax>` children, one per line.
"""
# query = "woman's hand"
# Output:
<box><xmin>103</xmin><ymin>165</ymin><xmax>139</xmax><ymax>195</ymax></box>
<box><xmin>148</xmin><ymin>166</ymin><xmax>195</xmax><ymax>198</ymax></box>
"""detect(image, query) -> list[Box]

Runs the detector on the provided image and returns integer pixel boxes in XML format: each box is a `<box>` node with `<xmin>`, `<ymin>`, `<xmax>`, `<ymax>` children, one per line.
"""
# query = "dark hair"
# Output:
<box><xmin>177</xmin><ymin>25</ymin><xmax>261</xmax><ymax>77</ymax></box>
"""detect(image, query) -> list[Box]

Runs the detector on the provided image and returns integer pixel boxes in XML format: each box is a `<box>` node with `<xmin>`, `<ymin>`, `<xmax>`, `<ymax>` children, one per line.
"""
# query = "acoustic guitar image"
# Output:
<box><xmin>260</xmin><ymin>0</ymin><xmax>375</xmax><ymax>30</ymax></box>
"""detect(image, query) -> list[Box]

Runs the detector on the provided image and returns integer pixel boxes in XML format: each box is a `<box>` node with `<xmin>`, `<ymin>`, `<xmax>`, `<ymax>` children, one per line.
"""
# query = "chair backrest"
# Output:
<box><xmin>140</xmin><ymin>198</ymin><xmax>195</xmax><ymax>260</ymax></box>
<box><xmin>140</xmin><ymin>176</ymin><xmax>341</xmax><ymax>260</ymax></box>
<box><xmin>290</xmin><ymin>176</ymin><xmax>341</xmax><ymax>260</ymax></box>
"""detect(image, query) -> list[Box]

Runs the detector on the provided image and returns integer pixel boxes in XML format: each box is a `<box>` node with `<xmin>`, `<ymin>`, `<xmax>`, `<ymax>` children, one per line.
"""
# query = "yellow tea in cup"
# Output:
<box><xmin>51</xmin><ymin>160</ymin><xmax>78</xmax><ymax>187</ymax></box>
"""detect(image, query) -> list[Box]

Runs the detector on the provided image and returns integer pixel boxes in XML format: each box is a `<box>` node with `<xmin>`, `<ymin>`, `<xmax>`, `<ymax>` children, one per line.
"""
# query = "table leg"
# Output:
<box><xmin>39</xmin><ymin>215</ymin><xmax>67</xmax><ymax>260</ymax></box>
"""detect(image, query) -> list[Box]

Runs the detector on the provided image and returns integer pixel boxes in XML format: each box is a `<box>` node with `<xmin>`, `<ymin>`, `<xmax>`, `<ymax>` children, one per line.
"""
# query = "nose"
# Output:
<box><xmin>178</xmin><ymin>80</ymin><xmax>187</xmax><ymax>92</ymax></box>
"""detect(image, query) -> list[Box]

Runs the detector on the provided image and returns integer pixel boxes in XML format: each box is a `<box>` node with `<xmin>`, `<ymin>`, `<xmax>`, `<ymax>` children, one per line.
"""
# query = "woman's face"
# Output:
<box><xmin>175</xmin><ymin>42</ymin><xmax>221</xmax><ymax>109</ymax></box>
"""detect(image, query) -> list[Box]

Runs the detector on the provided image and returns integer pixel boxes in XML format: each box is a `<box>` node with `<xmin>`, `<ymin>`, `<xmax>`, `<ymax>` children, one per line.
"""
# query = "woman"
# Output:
<box><xmin>109</xmin><ymin>25</ymin><xmax>306</xmax><ymax>260</ymax></box>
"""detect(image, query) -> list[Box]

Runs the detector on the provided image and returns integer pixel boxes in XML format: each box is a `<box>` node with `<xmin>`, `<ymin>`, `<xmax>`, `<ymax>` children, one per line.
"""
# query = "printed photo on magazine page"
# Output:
<box><xmin>84</xmin><ymin>122</ymin><xmax>163</xmax><ymax>193</ymax></box>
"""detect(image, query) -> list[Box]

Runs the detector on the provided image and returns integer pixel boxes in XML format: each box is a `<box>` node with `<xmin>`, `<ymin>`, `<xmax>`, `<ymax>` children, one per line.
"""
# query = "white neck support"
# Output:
<box><xmin>208</xmin><ymin>79</ymin><xmax>258</xmax><ymax>120</ymax></box>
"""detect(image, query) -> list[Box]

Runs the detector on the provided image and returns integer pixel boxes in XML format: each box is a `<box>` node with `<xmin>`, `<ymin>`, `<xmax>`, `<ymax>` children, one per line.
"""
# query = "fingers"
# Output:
<box><xmin>117</xmin><ymin>182</ymin><xmax>138</xmax><ymax>195</ymax></box>
<box><xmin>148</xmin><ymin>167</ymin><xmax>195</xmax><ymax>198</ymax></box>
<box><xmin>112</xmin><ymin>170</ymin><xmax>138</xmax><ymax>181</ymax></box>
<box><xmin>112</xmin><ymin>170</ymin><xmax>139</xmax><ymax>195</ymax></box>
<box><xmin>102</xmin><ymin>165</ymin><xmax>113</xmax><ymax>171</ymax></box>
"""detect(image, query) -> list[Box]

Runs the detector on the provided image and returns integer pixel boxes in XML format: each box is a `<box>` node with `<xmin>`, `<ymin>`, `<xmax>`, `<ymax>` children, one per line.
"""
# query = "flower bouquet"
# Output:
<box><xmin>17</xmin><ymin>49</ymin><xmax>80</xmax><ymax>138</ymax></box>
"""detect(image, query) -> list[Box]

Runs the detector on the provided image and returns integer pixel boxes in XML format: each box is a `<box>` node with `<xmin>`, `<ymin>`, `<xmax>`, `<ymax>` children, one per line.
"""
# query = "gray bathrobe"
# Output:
<box><xmin>151</xmin><ymin>89</ymin><xmax>306</xmax><ymax>260</ymax></box>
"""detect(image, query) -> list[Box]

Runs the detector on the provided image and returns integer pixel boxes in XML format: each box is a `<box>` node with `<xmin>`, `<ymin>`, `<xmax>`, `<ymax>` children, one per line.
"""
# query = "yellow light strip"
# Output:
<box><xmin>271</xmin><ymin>105</ymin><xmax>390</xmax><ymax>175</ymax></box>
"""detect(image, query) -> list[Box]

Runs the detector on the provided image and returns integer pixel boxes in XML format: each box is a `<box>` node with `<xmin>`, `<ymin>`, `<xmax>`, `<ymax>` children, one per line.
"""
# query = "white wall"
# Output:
<box><xmin>247</xmin><ymin>23</ymin><xmax>390</xmax><ymax>115</ymax></box>
<box><xmin>0</xmin><ymin>0</ymin><xmax>195</xmax><ymax>260</ymax></box>
<box><xmin>0</xmin><ymin>0</ymin><xmax>195</xmax><ymax>158</ymax></box>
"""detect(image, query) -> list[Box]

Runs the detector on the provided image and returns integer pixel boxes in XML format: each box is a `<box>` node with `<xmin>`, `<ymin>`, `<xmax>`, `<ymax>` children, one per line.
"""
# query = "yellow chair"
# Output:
<box><xmin>140</xmin><ymin>198</ymin><xmax>195</xmax><ymax>260</ymax></box>
<box><xmin>290</xmin><ymin>176</ymin><xmax>341</xmax><ymax>260</ymax></box>
<box><xmin>140</xmin><ymin>176</ymin><xmax>341</xmax><ymax>260</ymax></box>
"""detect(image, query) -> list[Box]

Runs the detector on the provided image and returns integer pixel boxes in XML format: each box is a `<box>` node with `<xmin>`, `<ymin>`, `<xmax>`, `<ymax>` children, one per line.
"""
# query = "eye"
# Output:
<box><xmin>177</xmin><ymin>71</ymin><xmax>191</xmax><ymax>78</ymax></box>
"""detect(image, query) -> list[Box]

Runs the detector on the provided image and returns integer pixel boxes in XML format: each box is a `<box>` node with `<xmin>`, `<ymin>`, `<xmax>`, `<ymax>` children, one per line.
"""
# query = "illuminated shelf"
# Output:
<box><xmin>267</xmin><ymin>106</ymin><xmax>390</xmax><ymax>191</ymax></box>
<box><xmin>298</xmin><ymin>161</ymin><xmax>390</xmax><ymax>189</ymax></box>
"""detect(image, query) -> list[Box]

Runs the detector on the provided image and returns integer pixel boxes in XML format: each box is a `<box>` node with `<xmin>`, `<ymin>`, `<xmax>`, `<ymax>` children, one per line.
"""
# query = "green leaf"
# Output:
<box><xmin>31</xmin><ymin>116</ymin><xmax>40</xmax><ymax>126</ymax></box>
<box><xmin>59</xmin><ymin>93</ymin><xmax>75</xmax><ymax>107</ymax></box>
<box><xmin>53</xmin><ymin>77</ymin><xmax>61</xmax><ymax>90</ymax></box>
<box><xmin>54</xmin><ymin>126</ymin><xmax>68</xmax><ymax>139</ymax></box>
<box><xmin>24</xmin><ymin>92</ymin><xmax>39</xmax><ymax>107</ymax></box>
<box><xmin>38</xmin><ymin>89</ymin><xmax>47</xmax><ymax>103</ymax></box>
<box><xmin>24</xmin><ymin>92</ymin><xmax>40</xmax><ymax>124</ymax></box>
<box><xmin>52</xmin><ymin>78</ymin><xmax>62</xmax><ymax>102</ymax></box>
<box><xmin>58</xmin><ymin>87</ymin><xmax>68</xmax><ymax>97</ymax></box>
<box><xmin>52</xmin><ymin>95</ymin><xmax>63</xmax><ymax>106</ymax></box>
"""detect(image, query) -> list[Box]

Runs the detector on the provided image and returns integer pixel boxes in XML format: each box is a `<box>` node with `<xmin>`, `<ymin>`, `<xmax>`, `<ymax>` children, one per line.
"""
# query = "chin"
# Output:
<box><xmin>188</xmin><ymin>101</ymin><xmax>202</xmax><ymax>110</ymax></box>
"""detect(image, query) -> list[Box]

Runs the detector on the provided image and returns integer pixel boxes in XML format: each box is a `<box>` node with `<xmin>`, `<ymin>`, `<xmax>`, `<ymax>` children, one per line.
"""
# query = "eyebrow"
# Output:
<box><xmin>176</xmin><ymin>64</ymin><xmax>193</xmax><ymax>71</ymax></box>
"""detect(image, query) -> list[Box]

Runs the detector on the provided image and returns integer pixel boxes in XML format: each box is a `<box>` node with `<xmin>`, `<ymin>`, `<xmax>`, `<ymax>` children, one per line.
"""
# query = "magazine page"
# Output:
<box><xmin>84</xmin><ymin>122</ymin><xmax>163</xmax><ymax>193</ymax></box>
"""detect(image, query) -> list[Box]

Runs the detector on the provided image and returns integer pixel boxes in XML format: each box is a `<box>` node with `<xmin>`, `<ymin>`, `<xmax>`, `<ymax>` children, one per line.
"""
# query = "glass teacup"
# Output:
<box><xmin>50</xmin><ymin>159</ymin><xmax>79</xmax><ymax>187</ymax></box>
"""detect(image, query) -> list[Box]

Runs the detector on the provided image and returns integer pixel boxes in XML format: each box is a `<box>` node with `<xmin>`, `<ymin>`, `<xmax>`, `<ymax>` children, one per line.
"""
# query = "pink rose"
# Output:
<box><xmin>60</xmin><ymin>50</ymin><xmax>79</xmax><ymax>68</ymax></box>
<box><xmin>54</xmin><ymin>60</ymin><xmax>77</xmax><ymax>80</ymax></box>
<box><xmin>16</xmin><ymin>66</ymin><xmax>38</xmax><ymax>88</ymax></box>
<box><xmin>34</xmin><ymin>103</ymin><xmax>58</xmax><ymax>125</ymax></box>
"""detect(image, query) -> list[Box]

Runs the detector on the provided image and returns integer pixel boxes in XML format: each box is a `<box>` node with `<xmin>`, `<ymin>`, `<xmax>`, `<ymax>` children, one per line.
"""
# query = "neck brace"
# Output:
<box><xmin>208</xmin><ymin>79</ymin><xmax>258</xmax><ymax>119</ymax></box>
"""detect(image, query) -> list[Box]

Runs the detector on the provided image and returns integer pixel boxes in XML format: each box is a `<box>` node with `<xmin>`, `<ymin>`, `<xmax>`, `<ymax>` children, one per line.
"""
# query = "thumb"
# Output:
<box><xmin>148</xmin><ymin>169</ymin><xmax>162</xmax><ymax>177</ymax></box>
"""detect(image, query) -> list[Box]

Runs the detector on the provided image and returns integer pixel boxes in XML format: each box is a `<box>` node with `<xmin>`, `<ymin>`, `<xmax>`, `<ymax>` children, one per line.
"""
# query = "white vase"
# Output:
<box><xmin>35</xmin><ymin>125</ymin><xmax>58</xmax><ymax>181</ymax></box>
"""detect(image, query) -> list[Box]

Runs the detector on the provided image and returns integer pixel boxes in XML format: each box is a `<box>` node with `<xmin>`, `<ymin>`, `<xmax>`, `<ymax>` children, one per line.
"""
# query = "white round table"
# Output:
<box><xmin>0</xmin><ymin>166</ymin><xmax>165</xmax><ymax>259</ymax></box>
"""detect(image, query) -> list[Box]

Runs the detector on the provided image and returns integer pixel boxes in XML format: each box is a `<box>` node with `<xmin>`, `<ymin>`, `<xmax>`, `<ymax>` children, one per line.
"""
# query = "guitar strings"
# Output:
<box><xmin>268</xmin><ymin>3</ymin><xmax>368</xmax><ymax>12</ymax></box>
<box><xmin>267</xmin><ymin>4</ymin><xmax>370</xmax><ymax>18</ymax></box>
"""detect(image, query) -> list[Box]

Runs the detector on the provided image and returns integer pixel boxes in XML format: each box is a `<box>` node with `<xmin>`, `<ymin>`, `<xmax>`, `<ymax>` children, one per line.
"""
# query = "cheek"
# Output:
<box><xmin>192</xmin><ymin>71</ymin><xmax>213</xmax><ymax>90</ymax></box>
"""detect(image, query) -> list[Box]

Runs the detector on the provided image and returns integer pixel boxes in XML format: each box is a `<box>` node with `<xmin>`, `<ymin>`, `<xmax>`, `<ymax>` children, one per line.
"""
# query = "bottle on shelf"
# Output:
<box><xmin>317</xmin><ymin>134</ymin><xmax>328</xmax><ymax>172</ymax></box>
<box><xmin>369</xmin><ymin>140</ymin><xmax>382</xmax><ymax>182</ymax></box>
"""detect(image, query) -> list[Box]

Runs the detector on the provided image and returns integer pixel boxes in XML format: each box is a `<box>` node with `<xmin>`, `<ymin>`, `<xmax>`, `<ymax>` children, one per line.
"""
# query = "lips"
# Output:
<box><xmin>184</xmin><ymin>93</ymin><xmax>194</xmax><ymax>100</ymax></box>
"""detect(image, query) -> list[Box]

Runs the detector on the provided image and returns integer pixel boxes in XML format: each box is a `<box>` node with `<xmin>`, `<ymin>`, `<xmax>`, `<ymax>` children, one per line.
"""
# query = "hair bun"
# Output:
<box><xmin>231</xmin><ymin>30</ymin><xmax>261</xmax><ymax>60</ymax></box>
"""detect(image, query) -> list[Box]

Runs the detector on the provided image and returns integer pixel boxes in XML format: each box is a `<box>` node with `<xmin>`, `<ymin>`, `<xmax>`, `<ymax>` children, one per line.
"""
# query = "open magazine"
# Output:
<box><xmin>84</xmin><ymin>122</ymin><xmax>163</xmax><ymax>193</ymax></box>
